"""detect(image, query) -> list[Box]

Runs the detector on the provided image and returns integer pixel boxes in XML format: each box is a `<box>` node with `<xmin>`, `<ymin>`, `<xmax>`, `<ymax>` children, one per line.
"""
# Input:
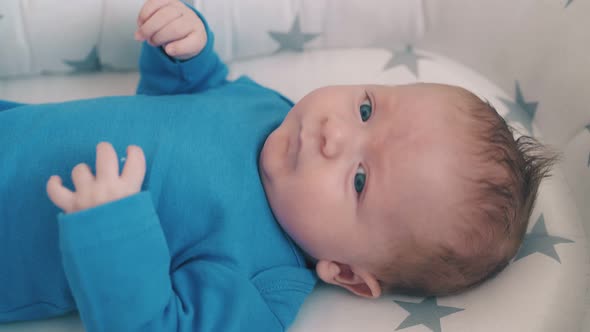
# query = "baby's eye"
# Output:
<box><xmin>354</xmin><ymin>165</ymin><xmax>366</xmax><ymax>194</ymax></box>
<box><xmin>360</xmin><ymin>96</ymin><xmax>372</xmax><ymax>122</ymax></box>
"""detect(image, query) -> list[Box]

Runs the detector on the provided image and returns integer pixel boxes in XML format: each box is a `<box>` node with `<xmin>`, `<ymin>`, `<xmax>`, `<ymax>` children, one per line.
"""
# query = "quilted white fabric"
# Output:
<box><xmin>0</xmin><ymin>0</ymin><xmax>588</xmax><ymax>330</ymax></box>
<box><xmin>0</xmin><ymin>0</ymin><xmax>423</xmax><ymax>76</ymax></box>
<box><xmin>0</xmin><ymin>0</ymin><xmax>104</xmax><ymax>76</ymax></box>
<box><xmin>0</xmin><ymin>48</ymin><xmax>587</xmax><ymax>332</ymax></box>
<box><xmin>563</xmin><ymin>127</ymin><xmax>590</xmax><ymax>239</ymax></box>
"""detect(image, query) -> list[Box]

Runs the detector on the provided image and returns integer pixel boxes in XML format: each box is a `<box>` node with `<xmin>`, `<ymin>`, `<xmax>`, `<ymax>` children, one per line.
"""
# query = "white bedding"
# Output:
<box><xmin>0</xmin><ymin>47</ymin><xmax>587</xmax><ymax>332</ymax></box>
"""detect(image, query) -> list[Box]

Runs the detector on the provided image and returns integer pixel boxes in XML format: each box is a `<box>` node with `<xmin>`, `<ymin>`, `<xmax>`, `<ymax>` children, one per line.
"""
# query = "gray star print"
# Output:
<box><xmin>268</xmin><ymin>15</ymin><xmax>319</xmax><ymax>53</ymax></box>
<box><xmin>513</xmin><ymin>214</ymin><xmax>574</xmax><ymax>263</ymax></box>
<box><xmin>394</xmin><ymin>296</ymin><xmax>464</xmax><ymax>332</ymax></box>
<box><xmin>498</xmin><ymin>81</ymin><xmax>538</xmax><ymax>134</ymax></box>
<box><xmin>565</xmin><ymin>0</ymin><xmax>574</xmax><ymax>7</ymax></box>
<box><xmin>63</xmin><ymin>45</ymin><xmax>101</xmax><ymax>73</ymax></box>
<box><xmin>383</xmin><ymin>44</ymin><xmax>428</xmax><ymax>77</ymax></box>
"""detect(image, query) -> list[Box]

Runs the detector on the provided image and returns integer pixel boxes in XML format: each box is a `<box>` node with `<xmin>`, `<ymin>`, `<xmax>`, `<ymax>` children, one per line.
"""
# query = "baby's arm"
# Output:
<box><xmin>45</xmin><ymin>142</ymin><xmax>287</xmax><ymax>331</ymax></box>
<box><xmin>135</xmin><ymin>0</ymin><xmax>228</xmax><ymax>96</ymax></box>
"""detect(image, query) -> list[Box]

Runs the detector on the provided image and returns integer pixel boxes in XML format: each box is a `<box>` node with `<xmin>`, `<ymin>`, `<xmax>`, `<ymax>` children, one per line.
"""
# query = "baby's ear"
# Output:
<box><xmin>315</xmin><ymin>260</ymin><xmax>382</xmax><ymax>299</ymax></box>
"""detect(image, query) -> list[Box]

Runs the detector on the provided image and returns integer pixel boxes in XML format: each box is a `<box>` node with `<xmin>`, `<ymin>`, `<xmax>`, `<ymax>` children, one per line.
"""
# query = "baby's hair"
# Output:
<box><xmin>382</xmin><ymin>86</ymin><xmax>560</xmax><ymax>296</ymax></box>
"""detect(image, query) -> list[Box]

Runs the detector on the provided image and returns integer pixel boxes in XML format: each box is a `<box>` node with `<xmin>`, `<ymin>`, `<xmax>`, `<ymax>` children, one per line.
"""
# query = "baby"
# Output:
<box><xmin>262</xmin><ymin>81</ymin><xmax>557</xmax><ymax>298</ymax></box>
<box><xmin>0</xmin><ymin>0</ymin><xmax>557</xmax><ymax>331</ymax></box>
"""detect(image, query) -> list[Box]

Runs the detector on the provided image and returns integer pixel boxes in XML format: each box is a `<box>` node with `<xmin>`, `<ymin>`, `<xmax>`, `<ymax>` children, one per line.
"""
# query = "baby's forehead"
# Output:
<box><xmin>377</xmin><ymin>82</ymin><xmax>475</xmax><ymax>99</ymax></box>
<box><xmin>375</xmin><ymin>84</ymin><xmax>469</xmax><ymax>129</ymax></box>
<box><xmin>361</xmin><ymin>83</ymin><xmax>484</xmax><ymax>221</ymax></box>
<box><xmin>373</xmin><ymin>85</ymin><xmax>474</xmax><ymax>157</ymax></box>
<box><xmin>375</xmin><ymin>83</ymin><xmax>478</xmax><ymax>118</ymax></box>
<box><xmin>368</xmin><ymin>125</ymin><xmax>476</xmax><ymax>233</ymax></box>
<box><xmin>369</xmin><ymin>163</ymin><xmax>473</xmax><ymax>253</ymax></box>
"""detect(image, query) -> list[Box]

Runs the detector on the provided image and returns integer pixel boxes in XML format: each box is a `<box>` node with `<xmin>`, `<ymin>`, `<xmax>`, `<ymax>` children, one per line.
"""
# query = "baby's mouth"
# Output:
<box><xmin>290</xmin><ymin>124</ymin><xmax>301</xmax><ymax>170</ymax></box>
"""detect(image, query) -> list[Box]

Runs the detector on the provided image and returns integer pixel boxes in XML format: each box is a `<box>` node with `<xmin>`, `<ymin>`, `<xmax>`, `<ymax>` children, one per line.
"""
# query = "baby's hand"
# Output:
<box><xmin>46</xmin><ymin>142</ymin><xmax>146</xmax><ymax>214</ymax></box>
<box><xmin>135</xmin><ymin>0</ymin><xmax>207</xmax><ymax>61</ymax></box>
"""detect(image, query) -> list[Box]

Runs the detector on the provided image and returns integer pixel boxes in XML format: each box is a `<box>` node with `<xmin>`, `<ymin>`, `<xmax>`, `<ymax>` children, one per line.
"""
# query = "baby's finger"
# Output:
<box><xmin>121</xmin><ymin>145</ymin><xmax>146</xmax><ymax>191</ymax></box>
<box><xmin>96</xmin><ymin>142</ymin><xmax>119</xmax><ymax>179</ymax></box>
<box><xmin>139</xmin><ymin>6</ymin><xmax>183</xmax><ymax>46</ymax></box>
<box><xmin>46</xmin><ymin>175</ymin><xmax>75</xmax><ymax>213</ymax></box>
<box><xmin>137</xmin><ymin>0</ymin><xmax>175</xmax><ymax>28</ymax></box>
<box><xmin>71</xmin><ymin>163</ymin><xmax>94</xmax><ymax>192</ymax></box>
<box><xmin>164</xmin><ymin>31</ymin><xmax>202</xmax><ymax>60</ymax></box>
<box><xmin>152</xmin><ymin>16</ymin><xmax>194</xmax><ymax>49</ymax></box>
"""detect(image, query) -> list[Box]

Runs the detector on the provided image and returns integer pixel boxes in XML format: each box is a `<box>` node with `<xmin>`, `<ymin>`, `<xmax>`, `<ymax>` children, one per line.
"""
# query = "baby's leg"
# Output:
<box><xmin>0</xmin><ymin>100</ymin><xmax>27</xmax><ymax>112</ymax></box>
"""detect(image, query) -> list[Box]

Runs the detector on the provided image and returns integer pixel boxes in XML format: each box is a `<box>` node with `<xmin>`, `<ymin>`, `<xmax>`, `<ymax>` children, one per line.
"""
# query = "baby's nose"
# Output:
<box><xmin>319</xmin><ymin>117</ymin><xmax>348</xmax><ymax>158</ymax></box>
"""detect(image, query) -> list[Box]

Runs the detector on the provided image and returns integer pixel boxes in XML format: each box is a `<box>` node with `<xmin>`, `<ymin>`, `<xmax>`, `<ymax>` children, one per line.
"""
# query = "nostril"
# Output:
<box><xmin>319</xmin><ymin>117</ymin><xmax>330</xmax><ymax>156</ymax></box>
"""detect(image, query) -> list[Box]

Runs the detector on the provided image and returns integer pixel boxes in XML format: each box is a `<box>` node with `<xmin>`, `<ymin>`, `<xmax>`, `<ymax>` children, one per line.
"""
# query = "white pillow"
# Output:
<box><xmin>0</xmin><ymin>0</ymin><xmax>103</xmax><ymax>77</ymax></box>
<box><xmin>0</xmin><ymin>0</ymin><xmax>424</xmax><ymax>77</ymax></box>
<box><xmin>1</xmin><ymin>47</ymin><xmax>586</xmax><ymax>332</ymax></box>
<box><xmin>197</xmin><ymin>0</ymin><xmax>424</xmax><ymax>62</ymax></box>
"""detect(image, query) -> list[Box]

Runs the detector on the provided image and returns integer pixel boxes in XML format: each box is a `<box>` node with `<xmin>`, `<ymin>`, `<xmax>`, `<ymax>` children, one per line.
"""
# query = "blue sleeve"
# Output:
<box><xmin>57</xmin><ymin>191</ymin><xmax>314</xmax><ymax>332</ymax></box>
<box><xmin>136</xmin><ymin>3</ymin><xmax>229</xmax><ymax>96</ymax></box>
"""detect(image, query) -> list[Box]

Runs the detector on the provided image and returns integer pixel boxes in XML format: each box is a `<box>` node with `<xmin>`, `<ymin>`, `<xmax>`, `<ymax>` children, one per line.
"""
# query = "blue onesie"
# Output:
<box><xmin>0</xmin><ymin>5</ymin><xmax>317</xmax><ymax>332</ymax></box>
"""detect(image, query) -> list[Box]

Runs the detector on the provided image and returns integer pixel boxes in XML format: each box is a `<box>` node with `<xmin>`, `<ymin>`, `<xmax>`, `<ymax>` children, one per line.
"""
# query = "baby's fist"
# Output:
<box><xmin>46</xmin><ymin>142</ymin><xmax>146</xmax><ymax>214</ymax></box>
<box><xmin>135</xmin><ymin>0</ymin><xmax>207</xmax><ymax>61</ymax></box>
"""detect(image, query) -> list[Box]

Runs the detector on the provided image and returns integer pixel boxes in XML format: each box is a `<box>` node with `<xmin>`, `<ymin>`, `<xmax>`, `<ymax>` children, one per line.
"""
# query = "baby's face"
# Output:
<box><xmin>259</xmin><ymin>83</ymin><xmax>470</xmax><ymax>269</ymax></box>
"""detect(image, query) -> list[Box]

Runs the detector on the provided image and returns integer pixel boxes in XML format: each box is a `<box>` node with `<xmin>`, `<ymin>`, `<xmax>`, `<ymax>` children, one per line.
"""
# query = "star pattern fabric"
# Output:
<box><xmin>1</xmin><ymin>6</ymin><xmax>586</xmax><ymax>331</ymax></box>
<box><xmin>393</xmin><ymin>296</ymin><xmax>464</xmax><ymax>332</ymax></box>
<box><xmin>63</xmin><ymin>45</ymin><xmax>101</xmax><ymax>73</ymax></box>
<box><xmin>513</xmin><ymin>214</ymin><xmax>574</xmax><ymax>263</ymax></box>
<box><xmin>498</xmin><ymin>81</ymin><xmax>538</xmax><ymax>134</ymax></box>
<box><xmin>383</xmin><ymin>44</ymin><xmax>428</xmax><ymax>77</ymax></box>
<box><xmin>268</xmin><ymin>15</ymin><xmax>319</xmax><ymax>53</ymax></box>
